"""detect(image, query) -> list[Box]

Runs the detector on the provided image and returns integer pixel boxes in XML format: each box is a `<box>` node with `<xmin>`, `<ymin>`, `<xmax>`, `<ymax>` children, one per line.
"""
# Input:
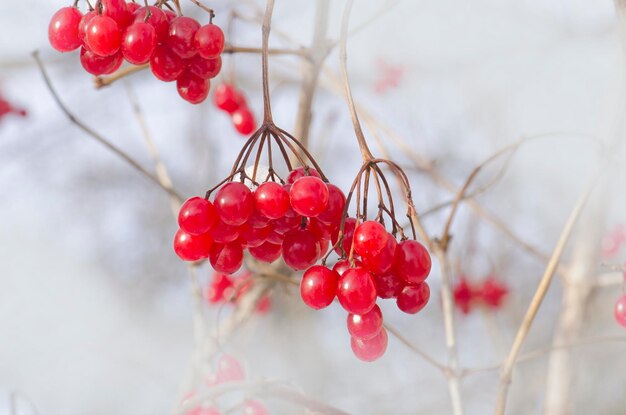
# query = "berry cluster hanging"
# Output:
<box><xmin>48</xmin><ymin>0</ymin><xmax>225</xmax><ymax>103</ymax></box>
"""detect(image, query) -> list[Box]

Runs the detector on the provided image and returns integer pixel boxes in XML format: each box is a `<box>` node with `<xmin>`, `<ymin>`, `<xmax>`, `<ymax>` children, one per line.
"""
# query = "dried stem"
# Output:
<box><xmin>260</xmin><ymin>0</ymin><xmax>275</xmax><ymax>123</ymax></box>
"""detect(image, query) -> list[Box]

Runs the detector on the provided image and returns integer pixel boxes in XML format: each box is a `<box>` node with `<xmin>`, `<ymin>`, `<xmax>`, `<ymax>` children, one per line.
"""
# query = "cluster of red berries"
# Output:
<box><xmin>48</xmin><ymin>0</ymin><xmax>225</xmax><ymax>104</ymax></box>
<box><xmin>453</xmin><ymin>276</ymin><xmax>508</xmax><ymax>315</ymax></box>
<box><xmin>213</xmin><ymin>83</ymin><xmax>257</xmax><ymax>135</ymax></box>
<box><xmin>204</xmin><ymin>271</ymin><xmax>271</xmax><ymax>314</ymax></box>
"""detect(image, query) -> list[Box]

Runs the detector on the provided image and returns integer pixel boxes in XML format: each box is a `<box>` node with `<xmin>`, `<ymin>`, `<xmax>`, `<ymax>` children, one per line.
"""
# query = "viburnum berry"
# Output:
<box><xmin>316</xmin><ymin>184</ymin><xmax>346</xmax><ymax>226</ymax></box>
<box><xmin>248</xmin><ymin>241</ymin><xmax>282</xmax><ymax>263</ymax></box>
<box><xmin>150</xmin><ymin>45</ymin><xmax>185</xmax><ymax>81</ymax></box>
<box><xmin>337</xmin><ymin>267</ymin><xmax>377</xmax><ymax>314</ymax></box>
<box><xmin>121</xmin><ymin>22</ymin><xmax>157</xmax><ymax>65</ymax></box>
<box><xmin>195</xmin><ymin>24</ymin><xmax>225</xmax><ymax>59</ymax></box>
<box><xmin>209</xmin><ymin>242</ymin><xmax>244</xmax><ymax>274</ymax></box>
<box><xmin>215</xmin><ymin>354</ymin><xmax>245</xmax><ymax>383</ymax></box>
<box><xmin>286</xmin><ymin>166</ymin><xmax>321</xmax><ymax>184</ymax></box>
<box><xmin>373</xmin><ymin>270</ymin><xmax>403</xmax><ymax>299</ymax></box>
<box><xmin>204</xmin><ymin>273</ymin><xmax>234</xmax><ymax>304</ymax></box>
<box><xmin>614</xmin><ymin>295</ymin><xmax>626</xmax><ymax>328</ymax></box>
<box><xmin>300</xmin><ymin>265</ymin><xmax>339</xmax><ymax>309</ymax></box>
<box><xmin>78</xmin><ymin>10</ymin><xmax>97</xmax><ymax>47</ymax></box>
<box><xmin>272</xmin><ymin>214</ymin><xmax>300</xmax><ymax>235</ymax></box>
<box><xmin>86</xmin><ymin>15</ymin><xmax>122</xmax><ymax>57</ymax></box>
<box><xmin>214</xmin><ymin>182</ymin><xmax>254</xmax><ymax>226</ymax></box>
<box><xmin>453</xmin><ymin>277</ymin><xmax>474</xmax><ymax>314</ymax></box>
<box><xmin>178</xmin><ymin>197</ymin><xmax>218</xmax><ymax>236</ymax></box>
<box><xmin>209</xmin><ymin>218</ymin><xmax>240</xmax><ymax>244</ymax></box>
<box><xmin>289</xmin><ymin>176</ymin><xmax>329</xmax><ymax>217</ymax></box>
<box><xmin>347</xmin><ymin>304</ymin><xmax>383</xmax><ymax>340</ymax></box>
<box><xmin>133</xmin><ymin>6</ymin><xmax>169</xmax><ymax>42</ymax></box>
<box><xmin>99</xmin><ymin>0</ymin><xmax>131</xmax><ymax>28</ymax></box>
<box><xmin>213</xmin><ymin>83</ymin><xmax>243</xmax><ymax>113</ymax></box>
<box><xmin>243</xmin><ymin>400</ymin><xmax>269</xmax><ymax>415</ymax></box>
<box><xmin>392</xmin><ymin>240</ymin><xmax>431</xmax><ymax>285</ymax></box>
<box><xmin>282</xmin><ymin>229</ymin><xmax>320</xmax><ymax>270</ymax></box>
<box><xmin>480</xmin><ymin>278</ymin><xmax>508</xmax><ymax>308</ymax></box>
<box><xmin>254</xmin><ymin>182</ymin><xmax>290</xmax><ymax>219</ymax></box>
<box><xmin>332</xmin><ymin>258</ymin><xmax>362</xmax><ymax>276</ymax></box>
<box><xmin>239</xmin><ymin>224</ymin><xmax>271</xmax><ymax>248</ymax></box>
<box><xmin>173</xmin><ymin>229</ymin><xmax>212</xmax><ymax>262</ymax></box>
<box><xmin>167</xmin><ymin>16</ymin><xmax>200</xmax><ymax>59</ymax></box>
<box><xmin>126</xmin><ymin>2</ymin><xmax>140</xmax><ymax>14</ymax></box>
<box><xmin>353</xmin><ymin>221</ymin><xmax>388</xmax><ymax>259</ymax></box>
<box><xmin>350</xmin><ymin>328</ymin><xmax>388</xmax><ymax>362</ymax></box>
<box><xmin>232</xmin><ymin>107</ymin><xmax>256</xmax><ymax>135</ymax></box>
<box><xmin>265</xmin><ymin>230</ymin><xmax>284</xmax><ymax>245</ymax></box>
<box><xmin>396</xmin><ymin>282</ymin><xmax>430</xmax><ymax>314</ymax></box>
<box><xmin>331</xmin><ymin>217</ymin><xmax>357</xmax><ymax>255</ymax></box>
<box><xmin>188</xmin><ymin>55</ymin><xmax>222</xmax><ymax>80</ymax></box>
<box><xmin>361</xmin><ymin>232</ymin><xmax>396</xmax><ymax>274</ymax></box>
<box><xmin>177</xmin><ymin>72</ymin><xmax>210</xmax><ymax>104</ymax></box>
<box><xmin>48</xmin><ymin>7</ymin><xmax>83</xmax><ymax>52</ymax></box>
<box><xmin>80</xmin><ymin>48</ymin><xmax>123</xmax><ymax>75</ymax></box>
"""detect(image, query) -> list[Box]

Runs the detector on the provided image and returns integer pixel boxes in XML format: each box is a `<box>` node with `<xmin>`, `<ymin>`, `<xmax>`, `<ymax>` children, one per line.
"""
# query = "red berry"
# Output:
<box><xmin>316</xmin><ymin>184</ymin><xmax>346</xmax><ymax>226</ymax></box>
<box><xmin>126</xmin><ymin>2</ymin><xmax>140</xmax><ymax>14</ymax></box>
<box><xmin>188</xmin><ymin>55</ymin><xmax>222</xmax><ymax>79</ymax></box>
<box><xmin>282</xmin><ymin>229</ymin><xmax>320</xmax><ymax>270</ymax></box>
<box><xmin>164</xmin><ymin>9</ymin><xmax>177</xmax><ymax>22</ymax></box>
<box><xmin>255</xmin><ymin>182</ymin><xmax>290</xmax><ymax>219</ymax></box>
<box><xmin>133</xmin><ymin>6</ymin><xmax>169</xmax><ymax>41</ymax></box>
<box><xmin>78</xmin><ymin>10</ymin><xmax>97</xmax><ymax>47</ymax></box>
<box><xmin>306</xmin><ymin>218</ymin><xmax>333</xmax><ymax>241</ymax></box>
<box><xmin>209</xmin><ymin>218</ymin><xmax>240</xmax><ymax>244</ymax></box>
<box><xmin>265</xmin><ymin>230</ymin><xmax>284</xmax><ymax>245</ymax></box>
<box><xmin>213</xmin><ymin>83</ymin><xmax>244</xmax><ymax>113</ymax></box>
<box><xmin>177</xmin><ymin>71</ymin><xmax>210</xmax><ymax>104</ymax></box>
<box><xmin>167</xmin><ymin>16</ymin><xmax>200</xmax><ymax>59</ymax></box>
<box><xmin>300</xmin><ymin>265</ymin><xmax>339</xmax><ymax>309</ymax></box>
<box><xmin>362</xmin><ymin>232</ymin><xmax>396</xmax><ymax>274</ymax></box>
<box><xmin>239</xmin><ymin>224</ymin><xmax>271</xmax><ymax>248</ymax></box>
<box><xmin>353</xmin><ymin>221</ymin><xmax>388</xmax><ymax>259</ymax></box>
<box><xmin>194</xmin><ymin>24</ymin><xmax>225</xmax><ymax>59</ymax></box>
<box><xmin>615</xmin><ymin>295</ymin><xmax>626</xmax><ymax>328</ymax></box>
<box><xmin>178</xmin><ymin>196</ymin><xmax>218</xmax><ymax>235</ymax></box>
<box><xmin>49</xmin><ymin>7</ymin><xmax>83</xmax><ymax>52</ymax></box>
<box><xmin>396</xmin><ymin>282</ymin><xmax>430</xmax><ymax>314</ymax></box>
<box><xmin>337</xmin><ymin>267</ymin><xmax>377</xmax><ymax>314</ymax></box>
<box><xmin>332</xmin><ymin>258</ymin><xmax>362</xmax><ymax>276</ymax></box>
<box><xmin>286</xmin><ymin>166</ymin><xmax>321</xmax><ymax>184</ymax></box>
<box><xmin>290</xmin><ymin>176</ymin><xmax>329</xmax><ymax>217</ymax></box>
<box><xmin>453</xmin><ymin>277</ymin><xmax>474</xmax><ymax>314</ymax></box>
<box><xmin>374</xmin><ymin>270</ymin><xmax>403</xmax><ymax>299</ymax></box>
<box><xmin>243</xmin><ymin>400</ymin><xmax>268</xmax><ymax>415</ymax></box>
<box><xmin>205</xmin><ymin>273</ymin><xmax>234</xmax><ymax>304</ymax></box>
<box><xmin>86</xmin><ymin>15</ymin><xmax>122</xmax><ymax>57</ymax></box>
<box><xmin>272</xmin><ymin>214</ymin><xmax>300</xmax><ymax>235</ymax></box>
<box><xmin>121</xmin><ymin>22</ymin><xmax>156</xmax><ymax>64</ymax></box>
<box><xmin>209</xmin><ymin>242</ymin><xmax>243</xmax><ymax>274</ymax></box>
<box><xmin>392</xmin><ymin>240</ymin><xmax>431</xmax><ymax>285</ymax></box>
<box><xmin>80</xmin><ymin>47</ymin><xmax>123</xmax><ymax>75</ymax></box>
<box><xmin>350</xmin><ymin>328</ymin><xmax>388</xmax><ymax>362</ymax></box>
<box><xmin>214</xmin><ymin>182</ymin><xmax>254</xmax><ymax>226</ymax></box>
<box><xmin>248</xmin><ymin>241</ymin><xmax>282</xmax><ymax>263</ymax></box>
<box><xmin>232</xmin><ymin>107</ymin><xmax>256</xmax><ymax>135</ymax></box>
<box><xmin>247</xmin><ymin>209</ymin><xmax>271</xmax><ymax>228</ymax></box>
<box><xmin>331</xmin><ymin>217</ymin><xmax>357</xmax><ymax>255</ymax></box>
<box><xmin>480</xmin><ymin>278</ymin><xmax>508</xmax><ymax>308</ymax></box>
<box><xmin>317</xmin><ymin>238</ymin><xmax>330</xmax><ymax>259</ymax></box>
<box><xmin>347</xmin><ymin>304</ymin><xmax>383</xmax><ymax>340</ymax></box>
<box><xmin>173</xmin><ymin>229</ymin><xmax>212</xmax><ymax>261</ymax></box>
<box><xmin>150</xmin><ymin>45</ymin><xmax>185</xmax><ymax>81</ymax></box>
<box><xmin>216</xmin><ymin>354</ymin><xmax>245</xmax><ymax>383</ymax></box>
<box><xmin>100</xmin><ymin>0</ymin><xmax>130</xmax><ymax>27</ymax></box>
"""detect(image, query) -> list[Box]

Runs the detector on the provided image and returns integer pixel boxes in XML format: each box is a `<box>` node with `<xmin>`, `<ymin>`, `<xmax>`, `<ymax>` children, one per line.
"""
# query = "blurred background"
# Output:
<box><xmin>1</xmin><ymin>0</ymin><xmax>626</xmax><ymax>414</ymax></box>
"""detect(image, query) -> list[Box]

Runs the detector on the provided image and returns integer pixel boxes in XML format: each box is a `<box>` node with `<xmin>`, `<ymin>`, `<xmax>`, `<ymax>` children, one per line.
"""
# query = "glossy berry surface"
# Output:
<box><xmin>167</xmin><ymin>16</ymin><xmax>200</xmax><ymax>59</ymax></box>
<box><xmin>209</xmin><ymin>242</ymin><xmax>244</xmax><ymax>274</ymax></box>
<box><xmin>213</xmin><ymin>84</ymin><xmax>243</xmax><ymax>113</ymax></box>
<box><xmin>195</xmin><ymin>24</ymin><xmax>225</xmax><ymax>59</ymax></box>
<box><xmin>300</xmin><ymin>266</ymin><xmax>339</xmax><ymax>309</ymax></box>
<box><xmin>209</xmin><ymin>218</ymin><xmax>240</xmax><ymax>244</ymax></box>
<box><xmin>316</xmin><ymin>183</ymin><xmax>346</xmax><ymax>225</ymax></box>
<box><xmin>353</xmin><ymin>221</ymin><xmax>388</xmax><ymax>259</ymax></box>
<box><xmin>282</xmin><ymin>229</ymin><xmax>320</xmax><ymax>270</ymax></box>
<box><xmin>177</xmin><ymin>72</ymin><xmax>210</xmax><ymax>104</ymax></box>
<box><xmin>362</xmin><ymin>232</ymin><xmax>396</xmax><ymax>274</ymax></box>
<box><xmin>80</xmin><ymin>48</ymin><xmax>123</xmax><ymax>75</ymax></box>
<box><xmin>78</xmin><ymin>11</ymin><xmax>97</xmax><ymax>47</ymax></box>
<box><xmin>615</xmin><ymin>295</ymin><xmax>626</xmax><ymax>328</ymax></box>
<box><xmin>100</xmin><ymin>0</ymin><xmax>130</xmax><ymax>27</ymax></box>
<box><xmin>337</xmin><ymin>267</ymin><xmax>377</xmax><ymax>314</ymax></box>
<box><xmin>121</xmin><ymin>22</ymin><xmax>157</xmax><ymax>64</ymax></box>
<box><xmin>86</xmin><ymin>15</ymin><xmax>122</xmax><ymax>57</ymax></box>
<box><xmin>239</xmin><ymin>224</ymin><xmax>271</xmax><ymax>248</ymax></box>
<box><xmin>232</xmin><ymin>107</ymin><xmax>256</xmax><ymax>135</ymax></box>
<box><xmin>397</xmin><ymin>282</ymin><xmax>430</xmax><ymax>314</ymax></box>
<box><xmin>150</xmin><ymin>45</ymin><xmax>185</xmax><ymax>81</ymax></box>
<box><xmin>188</xmin><ymin>55</ymin><xmax>222</xmax><ymax>80</ymax></box>
<box><xmin>254</xmin><ymin>182</ymin><xmax>290</xmax><ymax>219</ymax></box>
<box><xmin>374</xmin><ymin>270</ymin><xmax>403</xmax><ymax>299</ymax></box>
<box><xmin>173</xmin><ymin>229</ymin><xmax>212</xmax><ymax>261</ymax></box>
<box><xmin>48</xmin><ymin>7</ymin><xmax>83</xmax><ymax>52</ymax></box>
<box><xmin>133</xmin><ymin>6</ymin><xmax>169</xmax><ymax>41</ymax></box>
<box><xmin>393</xmin><ymin>240</ymin><xmax>432</xmax><ymax>285</ymax></box>
<box><xmin>332</xmin><ymin>259</ymin><xmax>361</xmax><ymax>276</ymax></box>
<box><xmin>289</xmin><ymin>176</ymin><xmax>329</xmax><ymax>217</ymax></box>
<box><xmin>248</xmin><ymin>241</ymin><xmax>282</xmax><ymax>263</ymax></box>
<box><xmin>214</xmin><ymin>182</ymin><xmax>254</xmax><ymax>226</ymax></box>
<box><xmin>178</xmin><ymin>197</ymin><xmax>218</xmax><ymax>235</ymax></box>
<box><xmin>350</xmin><ymin>328</ymin><xmax>388</xmax><ymax>362</ymax></box>
<box><xmin>347</xmin><ymin>304</ymin><xmax>383</xmax><ymax>340</ymax></box>
<box><xmin>286</xmin><ymin>166</ymin><xmax>321</xmax><ymax>185</ymax></box>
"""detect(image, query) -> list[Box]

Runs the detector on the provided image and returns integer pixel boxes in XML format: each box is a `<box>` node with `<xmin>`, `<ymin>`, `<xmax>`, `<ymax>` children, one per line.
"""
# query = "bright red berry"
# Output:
<box><xmin>248</xmin><ymin>241</ymin><xmax>282</xmax><ymax>263</ymax></box>
<box><xmin>204</xmin><ymin>273</ymin><xmax>234</xmax><ymax>304</ymax></box>
<box><xmin>100</xmin><ymin>0</ymin><xmax>130</xmax><ymax>27</ymax></box>
<box><xmin>126</xmin><ymin>2</ymin><xmax>140</xmax><ymax>14</ymax></box>
<box><xmin>350</xmin><ymin>328</ymin><xmax>388</xmax><ymax>362</ymax></box>
<box><xmin>265</xmin><ymin>230</ymin><xmax>284</xmax><ymax>245</ymax></box>
<box><xmin>133</xmin><ymin>6</ymin><xmax>169</xmax><ymax>41</ymax></box>
<box><xmin>282</xmin><ymin>229</ymin><xmax>320</xmax><ymax>270</ymax></box>
<box><xmin>177</xmin><ymin>72</ymin><xmax>210</xmax><ymax>104</ymax></box>
<box><xmin>173</xmin><ymin>229</ymin><xmax>212</xmax><ymax>261</ymax></box>
<box><xmin>480</xmin><ymin>278</ymin><xmax>508</xmax><ymax>308</ymax></box>
<box><xmin>347</xmin><ymin>304</ymin><xmax>383</xmax><ymax>340</ymax></box>
<box><xmin>209</xmin><ymin>242</ymin><xmax>243</xmax><ymax>274</ymax></box>
<box><xmin>239</xmin><ymin>224</ymin><xmax>271</xmax><ymax>248</ymax></box>
<box><xmin>86</xmin><ymin>15</ymin><xmax>122</xmax><ymax>57</ymax></box>
<box><xmin>616</xmin><ymin>295</ymin><xmax>626</xmax><ymax>327</ymax></box>
<box><xmin>337</xmin><ymin>267</ymin><xmax>377</xmax><ymax>314</ymax></box>
<box><xmin>290</xmin><ymin>176</ymin><xmax>329</xmax><ymax>217</ymax></box>
<box><xmin>353</xmin><ymin>221</ymin><xmax>388</xmax><ymax>259</ymax></box>
<box><xmin>316</xmin><ymin>184</ymin><xmax>346</xmax><ymax>226</ymax></box>
<box><xmin>78</xmin><ymin>10</ymin><xmax>97</xmax><ymax>47</ymax></box>
<box><xmin>178</xmin><ymin>197</ymin><xmax>218</xmax><ymax>235</ymax></box>
<box><xmin>167</xmin><ymin>16</ymin><xmax>200</xmax><ymax>59</ymax></box>
<box><xmin>362</xmin><ymin>232</ymin><xmax>396</xmax><ymax>274</ymax></box>
<box><xmin>121</xmin><ymin>22</ymin><xmax>157</xmax><ymax>64</ymax></box>
<box><xmin>453</xmin><ymin>277</ymin><xmax>474</xmax><ymax>314</ymax></box>
<box><xmin>300</xmin><ymin>265</ymin><xmax>339</xmax><ymax>309</ymax></box>
<box><xmin>373</xmin><ymin>270</ymin><xmax>403</xmax><ymax>299</ymax></box>
<box><xmin>286</xmin><ymin>166</ymin><xmax>321</xmax><ymax>184</ymax></box>
<box><xmin>332</xmin><ymin>258</ymin><xmax>362</xmax><ymax>276</ymax></box>
<box><xmin>254</xmin><ymin>182</ymin><xmax>290</xmax><ymax>219</ymax></box>
<box><xmin>396</xmin><ymin>282</ymin><xmax>430</xmax><ymax>314</ymax></box>
<box><xmin>49</xmin><ymin>7</ymin><xmax>83</xmax><ymax>52</ymax></box>
<box><xmin>188</xmin><ymin>55</ymin><xmax>222</xmax><ymax>79</ymax></box>
<box><xmin>213</xmin><ymin>83</ymin><xmax>243</xmax><ymax>113</ymax></box>
<box><xmin>194</xmin><ymin>24</ymin><xmax>225</xmax><ymax>59</ymax></box>
<box><xmin>271</xmin><ymin>214</ymin><xmax>300</xmax><ymax>235</ymax></box>
<box><xmin>209</xmin><ymin>218</ymin><xmax>240</xmax><ymax>244</ymax></box>
<box><xmin>392</xmin><ymin>240</ymin><xmax>431</xmax><ymax>285</ymax></box>
<box><xmin>247</xmin><ymin>210</ymin><xmax>271</xmax><ymax>228</ymax></box>
<box><xmin>232</xmin><ymin>107</ymin><xmax>256</xmax><ymax>135</ymax></box>
<box><xmin>150</xmin><ymin>45</ymin><xmax>185</xmax><ymax>81</ymax></box>
<box><xmin>214</xmin><ymin>182</ymin><xmax>254</xmax><ymax>226</ymax></box>
<box><xmin>80</xmin><ymin>48</ymin><xmax>123</xmax><ymax>75</ymax></box>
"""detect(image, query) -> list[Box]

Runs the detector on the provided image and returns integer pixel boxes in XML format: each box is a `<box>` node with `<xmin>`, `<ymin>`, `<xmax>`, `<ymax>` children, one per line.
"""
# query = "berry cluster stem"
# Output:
<box><xmin>261</xmin><ymin>0</ymin><xmax>275</xmax><ymax>124</ymax></box>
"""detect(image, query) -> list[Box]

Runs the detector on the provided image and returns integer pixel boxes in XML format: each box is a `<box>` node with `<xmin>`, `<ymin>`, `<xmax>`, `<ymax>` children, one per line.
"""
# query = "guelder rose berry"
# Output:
<box><xmin>214</xmin><ymin>182</ymin><xmax>254</xmax><ymax>226</ymax></box>
<box><xmin>173</xmin><ymin>229</ymin><xmax>212</xmax><ymax>261</ymax></box>
<box><xmin>300</xmin><ymin>266</ymin><xmax>339</xmax><ymax>309</ymax></box>
<box><xmin>178</xmin><ymin>197</ymin><xmax>218</xmax><ymax>235</ymax></box>
<box><xmin>337</xmin><ymin>267</ymin><xmax>377</xmax><ymax>314</ymax></box>
<box><xmin>353</xmin><ymin>221</ymin><xmax>388</xmax><ymax>259</ymax></box>
<box><xmin>121</xmin><ymin>22</ymin><xmax>157</xmax><ymax>65</ymax></box>
<box><xmin>213</xmin><ymin>84</ymin><xmax>243</xmax><ymax>113</ymax></box>
<box><xmin>289</xmin><ymin>176</ymin><xmax>329</xmax><ymax>217</ymax></box>
<box><xmin>80</xmin><ymin>48</ymin><xmax>123</xmax><ymax>75</ymax></box>
<box><xmin>195</xmin><ymin>24</ymin><xmax>225</xmax><ymax>59</ymax></box>
<box><xmin>347</xmin><ymin>304</ymin><xmax>383</xmax><ymax>340</ymax></box>
<box><xmin>350</xmin><ymin>328</ymin><xmax>388</xmax><ymax>362</ymax></box>
<box><xmin>216</xmin><ymin>354</ymin><xmax>245</xmax><ymax>383</ymax></box>
<box><xmin>150</xmin><ymin>45</ymin><xmax>185</xmax><ymax>81</ymax></box>
<box><xmin>396</xmin><ymin>282</ymin><xmax>430</xmax><ymax>314</ymax></box>
<box><xmin>167</xmin><ymin>16</ymin><xmax>200</xmax><ymax>59</ymax></box>
<box><xmin>255</xmin><ymin>182</ymin><xmax>290</xmax><ymax>219</ymax></box>
<box><xmin>248</xmin><ymin>241</ymin><xmax>282</xmax><ymax>263</ymax></box>
<box><xmin>282</xmin><ymin>229</ymin><xmax>320</xmax><ymax>270</ymax></box>
<box><xmin>209</xmin><ymin>242</ymin><xmax>244</xmax><ymax>274</ymax></box>
<box><xmin>177</xmin><ymin>72</ymin><xmax>210</xmax><ymax>104</ymax></box>
<box><xmin>232</xmin><ymin>107</ymin><xmax>256</xmax><ymax>135</ymax></box>
<box><xmin>393</xmin><ymin>240</ymin><xmax>432</xmax><ymax>285</ymax></box>
<box><xmin>86</xmin><ymin>15</ymin><xmax>122</xmax><ymax>57</ymax></box>
<box><xmin>48</xmin><ymin>7</ymin><xmax>83</xmax><ymax>52</ymax></box>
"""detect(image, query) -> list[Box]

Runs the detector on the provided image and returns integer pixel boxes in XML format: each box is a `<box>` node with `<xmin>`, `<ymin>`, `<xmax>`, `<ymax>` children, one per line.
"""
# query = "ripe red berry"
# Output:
<box><xmin>350</xmin><ymin>328</ymin><xmax>388</xmax><ymax>362</ymax></box>
<box><xmin>239</xmin><ymin>224</ymin><xmax>271</xmax><ymax>248</ymax></box>
<box><xmin>49</xmin><ymin>7</ymin><xmax>83</xmax><ymax>52</ymax></box>
<box><xmin>232</xmin><ymin>107</ymin><xmax>256</xmax><ymax>135</ymax></box>
<box><xmin>121</xmin><ymin>22</ymin><xmax>157</xmax><ymax>64</ymax></box>
<box><xmin>265</xmin><ymin>230</ymin><xmax>284</xmax><ymax>245</ymax></box>
<box><xmin>194</xmin><ymin>24</ymin><xmax>225</xmax><ymax>59</ymax></box>
<box><xmin>126</xmin><ymin>2</ymin><xmax>140</xmax><ymax>14</ymax></box>
<box><xmin>248</xmin><ymin>241</ymin><xmax>282</xmax><ymax>263</ymax></box>
<box><xmin>205</xmin><ymin>273</ymin><xmax>234</xmax><ymax>304</ymax></box>
<box><xmin>209</xmin><ymin>242</ymin><xmax>244</xmax><ymax>274</ymax></box>
<box><xmin>480</xmin><ymin>278</ymin><xmax>508</xmax><ymax>308</ymax></box>
<box><xmin>331</xmin><ymin>217</ymin><xmax>357</xmax><ymax>255</ymax></box>
<box><xmin>290</xmin><ymin>176</ymin><xmax>329</xmax><ymax>217</ymax></box>
<box><xmin>177</xmin><ymin>72</ymin><xmax>210</xmax><ymax>104</ymax></box>
<box><xmin>347</xmin><ymin>304</ymin><xmax>383</xmax><ymax>340</ymax></box>
<box><xmin>337</xmin><ymin>267</ymin><xmax>377</xmax><ymax>314</ymax></box>
<box><xmin>214</xmin><ymin>182</ymin><xmax>254</xmax><ymax>226</ymax></box>
<box><xmin>167</xmin><ymin>16</ymin><xmax>200</xmax><ymax>59</ymax></box>
<box><xmin>133</xmin><ymin>6</ymin><xmax>169</xmax><ymax>41</ymax></box>
<box><xmin>254</xmin><ymin>182</ymin><xmax>290</xmax><ymax>219</ymax></box>
<box><xmin>150</xmin><ymin>45</ymin><xmax>185</xmax><ymax>81</ymax></box>
<box><xmin>86</xmin><ymin>15</ymin><xmax>122</xmax><ymax>57</ymax></box>
<box><xmin>78</xmin><ymin>10</ymin><xmax>97</xmax><ymax>47</ymax></box>
<box><xmin>300</xmin><ymin>265</ymin><xmax>339</xmax><ymax>309</ymax></box>
<box><xmin>247</xmin><ymin>210</ymin><xmax>271</xmax><ymax>228</ymax></box>
<box><xmin>209</xmin><ymin>218</ymin><xmax>240</xmax><ymax>244</ymax></box>
<box><xmin>100</xmin><ymin>0</ymin><xmax>130</xmax><ymax>28</ymax></box>
<box><xmin>282</xmin><ymin>229</ymin><xmax>320</xmax><ymax>270</ymax></box>
<box><xmin>453</xmin><ymin>277</ymin><xmax>474</xmax><ymax>314</ymax></box>
<box><xmin>178</xmin><ymin>196</ymin><xmax>218</xmax><ymax>235</ymax></box>
<box><xmin>173</xmin><ymin>229</ymin><xmax>212</xmax><ymax>261</ymax></box>
<box><xmin>353</xmin><ymin>221</ymin><xmax>388</xmax><ymax>259</ymax></box>
<box><xmin>316</xmin><ymin>184</ymin><xmax>346</xmax><ymax>226</ymax></box>
<box><xmin>396</xmin><ymin>282</ymin><xmax>430</xmax><ymax>314</ymax></box>
<box><xmin>272</xmin><ymin>214</ymin><xmax>300</xmax><ymax>235</ymax></box>
<box><xmin>392</xmin><ymin>240</ymin><xmax>432</xmax><ymax>285</ymax></box>
<box><xmin>286</xmin><ymin>166</ymin><xmax>321</xmax><ymax>184</ymax></box>
<box><xmin>213</xmin><ymin>83</ymin><xmax>243</xmax><ymax>113</ymax></box>
<box><xmin>332</xmin><ymin>259</ymin><xmax>362</xmax><ymax>276</ymax></box>
<box><xmin>362</xmin><ymin>232</ymin><xmax>396</xmax><ymax>274</ymax></box>
<box><xmin>616</xmin><ymin>295</ymin><xmax>626</xmax><ymax>328</ymax></box>
<box><xmin>243</xmin><ymin>400</ymin><xmax>268</xmax><ymax>415</ymax></box>
<box><xmin>188</xmin><ymin>55</ymin><xmax>222</xmax><ymax>79</ymax></box>
<box><xmin>80</xmin><ymin>47</ymin><xmax>123</xmax><ymax>75</ymax></box>
<box><xmin>373</xmin><ymin>270</ymin><xmax>403</xmax><ymax>299</ymax></box>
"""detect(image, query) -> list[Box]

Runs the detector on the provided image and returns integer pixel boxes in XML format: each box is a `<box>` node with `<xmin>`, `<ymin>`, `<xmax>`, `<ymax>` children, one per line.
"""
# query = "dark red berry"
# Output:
<box><xmin>209</xmin><ymin>242</ymin><xmax>244</xmax><ymax>274</ymax></box>
<box><xmin>247</xmin><ymin>210</ymin><xmax>271</xmax><ymax>228</ymax></box>
<box><xmin>316</xmin><ymin>184</ymin><xmax>346</xmax><ymax>226</ymax></box>
<box><xmin>209</xmin><ymin>218</ymin><xmax>240</xmax><ymax>244</ymax></box>
<box><xmin>337</xmin><ymin>267</ymin><xmax>377</xmax><ymax>314</ymax></box>
<box><xmin>177</xmin><ymin>71</ymin><xmax>210</xmax><ymax>104</ymax></box>
<box><xmin>374</xmin><ymin>270</ymin><xmax>403</xmax><ymax>299</ymax></box>
<box><xmin>332</xmin><ymin>259</ymin><xmax>362</xmax><ymax>276</ymax></box>
<box><xmin>350</xmin><ymin>328</ymin><xmax>388</xmax><ymax>362</ymax></box>
<box><xmin>178</xmin><ymin>196</ymin><xmax>218</xmax><ymax>235</ymax></box>
<box><xmin>173</xmin><ymin>229</ymin><xmax>212</xmax><ymax>261</ymax></box>
<box><xmin>167</xmin><ymin>16</ymin><xmax>200</xmax><ymax>59</ymax></box>
<box><xmin>282</xmin><ymin>229</ymin><xmax>320</xmax><ymax>270</ymax></box>
<box><xmin>453</xmin><ymin>277</ymin><xmax>474</xmax><ymax>314</ymax></box>
<box><xmin>214</xmin><ymin>182</ymin><xmax>254</xmax><ymax>226</ymax></box>
<box><xmin>254</xmin><ymin>182</ymin><xmax>290</xmax><ymax>219</ymax></box>
<box><xmin>194</xmin><ymin>24</ymin><xmax>225</xmax><ymax>59</ymax></box>
<box><xmin>248</xmin><ymin>241</ymin><xmax>282</xmax><ymax>263</ymax></box>
<box><xmin>300</xmin><ymin>265</ymin><xmax>339</xmax><ymax>309</ymax></box>
<box><xmin>392</xmin><ymin>240</ymin><xmax>431</xmax><ymax>285</ymax></box>
<box><xmin>150</xmin><ymin>45</ymin><xmax>185</xmax><ymax>81</ymax></box>
<box><xmin>480</xmin><ymin>278</ymin><xmax>508</xmax><ymax>308</ymax></box>
<box><xmin>122</xmin><ymin>22</ymin><xmax>157</xmax><ymax>64</ymax></box>
<box><xmin>239</xmin><ymin>224</ymin><xmax>271</xmax><ymax>248</ymax></box>
<box><xmin>396</xmin><ymin>282</ymin><xmax>430</xmax><ymax>314</ymax></box>
<box><xmin>347</xmin><ymin>304</ymin><xmax>383</xmax><ymax>340</ymax></box>
<box><xmin>78</xmin><ymin>10</ymin><xmax>97</xmax><ymax>48</ymax></box>
<box><xmin>188</xmin><ymin>55</ymin><xmax>222</xmax><ymax>79</ymax></box>
<box><xmin>80</xmin><ymin>48</ymin><xmax>123</xmax><ymax>75</ymax></box>
<box><xmin>286</xmin><ymin>166</ymin><xmax>321</xmax><ymax>185</ymax></box>
<box><xmin>100</xmin><ymin>0</ymin><xmax>130</xmax><ymax>28</ymax></box>
<box><xmin>49</xmin><ymin>7</ymin><xmax>83</xmax><ymax>52</ymax></box>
